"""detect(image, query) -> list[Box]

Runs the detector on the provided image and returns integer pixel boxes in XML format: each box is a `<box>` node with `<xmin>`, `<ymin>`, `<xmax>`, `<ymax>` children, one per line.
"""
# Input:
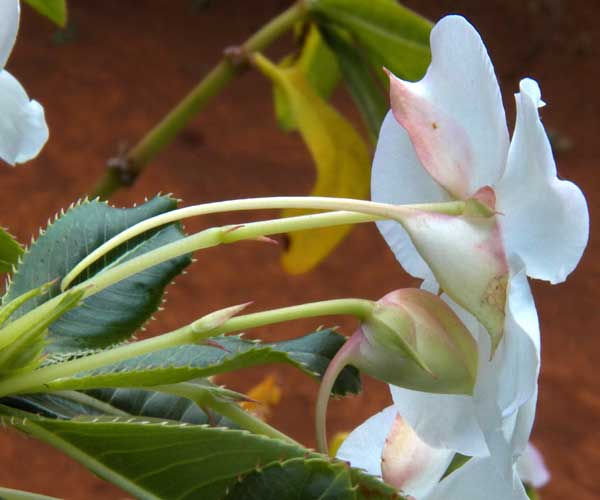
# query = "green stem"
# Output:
<box><xmin>0</xmin><ymin>298</ymin><xmax>373</xmax><ymax>397</ymax></box>
<box><xmin>90</xmin><ymin>2</ymin><xmax>308</xmax><ymax>199</ymax></box>
<box><xmin>61</xmin><ymin>196</ymin><xmax>465</xmax><ymax>290</ymax></box>
<box><xmin>155</xmin><ymin>382</ymin><xmax>299</xmax><ymax>445</ymax></box>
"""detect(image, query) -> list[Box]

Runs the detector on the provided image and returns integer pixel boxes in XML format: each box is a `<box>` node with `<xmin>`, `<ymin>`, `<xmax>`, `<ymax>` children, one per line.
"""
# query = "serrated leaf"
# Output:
<box><xmin>1</xmin><ymin>409</ymin><xmax>406</xmax><ymax>500</ymax></box>
<box><xmin>87</xmin><ymin>387</ymin><xmax>235</xmax><ymax>427</ymax></box>
<box><xmin>24</xmin><ymin>0</ymin><xmax>67</xmax><ymax>28</ymax></box>
<box><xmin>309</xmin><ymin>0</ymin><xmax>431</xmax><ymax>81</ymax></box>
<box><xmin>274</xmin><ymin>24</ymin><xmax>340</xmax><ymax>131</ymax></box>
<box><xmin>319</xmin><ymin>25</ymin><xmax>387</xmax><ymax>143</ymax></box>
<box><xmin>255</xmin><ymin>54</ymin><xmax>371</xmax><ymax>274</ymax></box>
<box><xmin>44</xmin><ymin>329</ymin><xmax>361</xmax><ymax>397</ymax></box>
<box><xmin>0</xmin><ymin>228</ymin><xmax>23</xmax><ymax>274</ymax></box>
<box><xmin>3</xmin><ymin>197</ymin><xmax>191</xmax><ymax>354</ymax></box>
<box><xmin>0</xmin><ymin>387</ymin><xmax>236</xmax><ymax>428</ymax></box>
<box><xmin>225</xmin><ymin>458</ymin><xmax>355</xmax><ymax>500</ymax></box>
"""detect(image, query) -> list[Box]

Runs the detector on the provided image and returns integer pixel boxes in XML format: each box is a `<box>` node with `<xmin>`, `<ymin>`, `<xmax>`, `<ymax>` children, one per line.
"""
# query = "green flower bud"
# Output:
<box><xmin>315</xmin><ymin>289</ymin><xmax>478</xmax><ymax>453</ymax></box>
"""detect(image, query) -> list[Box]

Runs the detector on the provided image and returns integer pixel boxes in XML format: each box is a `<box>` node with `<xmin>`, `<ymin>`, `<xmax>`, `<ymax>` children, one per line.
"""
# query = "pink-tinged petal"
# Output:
<box><xmin>372</xmin><ymin>111</ymin><xmax>450</xmax><ymax>284</ymax></box>
<box><xmin>386</xmin><ymin>15</ymin><xmax>509</xmax><ymax>199</ymax></box>
<box><xmin>0</xmin><ymin>70</ymin><xmax>49</xmax><ymax>165</ymax></box>
<box><xmin>428</xmin><ymin>457</ymin><xmax>529</xmax><ymax>500</ymax></box>
<box><xmin>381</xmin><ymin>413</ymin><xmax>454</xmax><ymax>498</ymax></box>
<box><xmin>496</xmin><ymin>78</ymin><xmax>589</xmax><ymax>283</ymax></box>
<box><xmin>400</xmin><ymin>210</ymin><xmax>508</xmax><ymax>351</ymax></box>
<box><xmin>0</xmin><ymin>0</ymin><xmax>19</xmax><ymax>68</ymax></box>
<box><xmin>336</xmin><ymin>406</ymin><xmax>396</xmax><ymax>477</ymax></box>
<box><xmin>517</xmin><ymin>443</ymin><xmax>550</xmax><ymax>488</ymax></box>
<box><xmin>388</xmin><ymin>73</ymin><xmax>472</xmax><ymax>199</ymax></box>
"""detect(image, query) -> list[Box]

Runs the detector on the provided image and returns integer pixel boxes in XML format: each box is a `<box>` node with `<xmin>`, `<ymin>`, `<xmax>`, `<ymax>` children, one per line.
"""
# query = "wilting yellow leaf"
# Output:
<box><xmin>329</xmin><ymin>432</ymin><xmax>349</xmax><ymax>457</ymax></box>
<box><xmin>274</xmin><ymin>24</ymin><xmax>340</xmax><ymax>131</ymax></box>
<box><xmin>240</xmin><ymin>375</ymin><xmax>282</xmax><ymax>421</ymax></box>
<box><xmin>254</xmin><ymin>53</ymin><xmax>371</xmax><ymax>274</ymax></box>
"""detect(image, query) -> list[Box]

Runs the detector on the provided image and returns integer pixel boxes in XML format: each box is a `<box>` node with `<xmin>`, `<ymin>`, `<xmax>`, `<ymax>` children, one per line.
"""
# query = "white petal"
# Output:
<box><xmin>517</xmin><ymin>443</ymin><xmax>550</xmax><ymax>488</ymax></box>
<box><xmin>385</xmin><ymin>15</ymin><xmax>509</xmax><ymax>198</ymax></box>
<box><xmin>495</xmin><ymin>258</ymin><xmax>540</xmax><ymax>416</ymax></box>
<box><xmin>372</xmin><ymin>111</ymin><xmax>449</xmax><ymax>283</ymax></box>
<box><xmin>428</xmin><ymin>457</ymin><xmax>529</xmax><ymax>500</ymax></box>
<box><xmin>0</xmin><ymin>0</ymin><xmax>19</xmax><ymax>68</ymax></box>
<box><xmin>381</xmin><ymin>413</ymin><xmax>454</xmax><ymax>498</ymax></box>
<box><xmin>336</xmin><ymin>406</ymin><xmax>396</xmax><ymax>477</ymax></box>
<box><xmin>496</xmin><ymin>78</ymin><xmax>589</xmax><ymax>283</ymax></box>
<box><xmin>0</xmin><ymin>70</ymin><xmax>49</xmax><ymax>165</ymax></box>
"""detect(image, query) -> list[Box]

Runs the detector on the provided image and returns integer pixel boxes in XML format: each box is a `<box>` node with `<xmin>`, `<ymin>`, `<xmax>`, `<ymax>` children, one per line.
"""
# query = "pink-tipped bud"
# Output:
<box><xmin>355</xmin><ymin>289</ymin><xmax>478</xmax><ymax>395</ymax></box>
<box><xmin>316</xmin><ymin>289</ymin><xmax>478</xmax><ymax>454</ymax></box>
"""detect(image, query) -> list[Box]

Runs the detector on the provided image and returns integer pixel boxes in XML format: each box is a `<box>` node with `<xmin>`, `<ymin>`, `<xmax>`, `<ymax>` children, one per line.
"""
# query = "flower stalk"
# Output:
<box><xmin>0</xmin><ymin>298</ymin><xmax>374</xmax><ymax>398</ymax></box>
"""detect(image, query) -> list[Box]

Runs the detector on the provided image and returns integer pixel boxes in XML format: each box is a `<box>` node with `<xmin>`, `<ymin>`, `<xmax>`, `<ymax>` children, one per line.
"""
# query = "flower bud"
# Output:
<box><xmin>354</xmin><ymin>289</ymin><xmax>478</xmax><ymax>395</ymax></box>
<box><xmin>315</xmin><ymin>289</ymin><xmax>478</xmax><ymax>454</ymax></box>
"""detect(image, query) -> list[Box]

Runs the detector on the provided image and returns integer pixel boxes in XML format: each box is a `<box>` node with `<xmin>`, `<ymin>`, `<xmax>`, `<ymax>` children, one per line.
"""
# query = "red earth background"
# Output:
<box><xmin>0</xmin><ymin>0</ymin><xmax>597</xmax><ymax>498</ymax></box>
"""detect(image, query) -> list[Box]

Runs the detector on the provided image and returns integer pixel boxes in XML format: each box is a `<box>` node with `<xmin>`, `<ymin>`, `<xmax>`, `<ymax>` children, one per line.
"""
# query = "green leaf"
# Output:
<box><xmin>319</xmin><ymin>25</ymin><xmax>388</xmax><ymax>142</ymax></box>
<box><xmin>24</xmin><ymin>0</ymin><xmax>67</xmax><ymax>28</ymax></box>
<box><xmin>255</xmin><ymin>54</ymin><xmax>371</xmax><ymax>274</ymax></box>
<box><xmin>0</xmin><ymin>228</ymin><xmax>23</xmax><ymax>275</ymax></box>
<box><xmin>44</xmin><ymin>329</ymin><xmax>361</xmax><ymax>397</ymax></box>
<box><xmin>87</xmin><ymin>387</ymin><xmax>234</xmax><ymax>426</ymax></box>
<box><xmin>225</xmin><ymin>458</ymin><xmax>355</xmax><ymax>500</ymax></box>
<box><xmin>274</xmin><ymin>24</ymin><xmax>341</xmax><ymax>131</ymax></box>
<box><xmin>3</xmin><ymin>197</ymin><xmax>191</xmax><ymax>354</ymax></box>
<box><xmin>309</xmin><ymin>0</ymin><xmax>432</xmax><ymax>80</ymax></box>
<box><xmin>2</xmin><ymin>410</ymin><xmax>405</xmax><ymax>500</ymax></box>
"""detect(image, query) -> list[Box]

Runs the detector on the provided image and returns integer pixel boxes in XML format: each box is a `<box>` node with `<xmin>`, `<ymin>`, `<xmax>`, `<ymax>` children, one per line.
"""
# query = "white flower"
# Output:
<box><xmin>0</xmin><ymin>0</ymin><xmax>48</xmax><ymax>165</ymax></box>
<box><xmin>365</xmin><ymin>13</ymin><xmax>588</xmax><ymax>494</ymax></box>
<box><xmin>337</xmin><ymin>405</ymin><xmax>549</xmax><ymax>500</ymax></box>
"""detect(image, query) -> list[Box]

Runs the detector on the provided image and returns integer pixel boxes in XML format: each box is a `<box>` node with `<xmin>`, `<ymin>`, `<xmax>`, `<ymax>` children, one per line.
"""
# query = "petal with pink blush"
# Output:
<box><xmin>372</xmin><ymin>111</ymin><xmax>450</xmax><ymax>285</ymax></box>
<box><xmin>336</xmin><ymin>406</ymin><xmax>397</xmax><ymax>478</ymax></box>
<box><xmin>389</xmin><ymin>73</ymin><xmax>472</xmax><ymax>199</ymax></box>
<box><xmin>399</xmin><ymin>210</ymin><xmax>508</xmax><ymax>351</ymax></box>
<box><xmin>382</xmin><ymin>413</ymin><xmax>454</xmax><ymax>498</ymax></box>
<box><xmin>517</xmin><ymin>443</ymin><xmax>550</xmax><ymax>489</ymax></box>
<box><xmin>385</xmin><ymin>15</ymin><xmax>509</xmax><ymax>198</ymax></box>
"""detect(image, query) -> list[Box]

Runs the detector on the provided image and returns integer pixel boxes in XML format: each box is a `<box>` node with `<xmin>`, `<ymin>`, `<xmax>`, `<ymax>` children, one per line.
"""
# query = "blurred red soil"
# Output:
<box><xmin>0</xmin><ymin>1</ymin><xmax>597</xmax><ymax>498</ymax></box>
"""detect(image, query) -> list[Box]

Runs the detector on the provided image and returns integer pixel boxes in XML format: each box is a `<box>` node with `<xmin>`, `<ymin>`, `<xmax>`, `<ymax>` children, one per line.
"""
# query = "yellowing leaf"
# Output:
<box><xmin>328</xmin><ymin>432</ymin><xmax>349</xmax><ymax>457</ymax></box>
<box><xmin>254</xmin><ymin>54</ymin><xmax>371</xmax><ymax>274</ymax></box>
<box><xmin>240</xmin><ymin>374</ymin><xmax>282</xmax><ymax>421</ymax></box>
<box><xmin>274</xmin><ymin>24</ymin><xmax>340</xmax><ymax>131</ymax></box>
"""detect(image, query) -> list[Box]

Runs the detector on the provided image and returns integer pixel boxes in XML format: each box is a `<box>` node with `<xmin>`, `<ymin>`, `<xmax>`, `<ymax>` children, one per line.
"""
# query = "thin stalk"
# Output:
<box><xmin>0</xmin><ymin>210</ymin><xmax>373</xmax><ymax>353</ymax></box>
<box><xmin>315</xmin><ymin>329</ymin><xmax>363</xmax><ymax>454</ymax></box>
<box><xmin>90</xmin><ymin>2</ymin><xmax>308</xmax><ymax>199</ymax></box>
<box><xmin>61</xmin><ymin>196</ymin><xmax>465</xmax><ymax>290</ymax></box>
<box><xmin>0</xmin><ymin>298</ymin><xmax>373</xmax><ymax>398</ymax></box>
<box><xmin>155</xmin><ymin>383</ymin><xmax>299</xmax><ymax>445</ymax></box>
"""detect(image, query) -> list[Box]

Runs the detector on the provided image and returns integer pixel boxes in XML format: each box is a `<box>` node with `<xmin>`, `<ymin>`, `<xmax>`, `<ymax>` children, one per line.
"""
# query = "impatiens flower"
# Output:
<box><xmin>0</xmin><ymin>0</ymin><xmax>48</xmax><ymax>165</ymax></box>
<box><xmin>337</xmin><ymin>406</ymin><xmax>549</xmax><ymax>500</ymax></box>
<box><xmin>368</xmin><ymin>13</ymin><xmax>588</xmax><ymax>473</ymax></box>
